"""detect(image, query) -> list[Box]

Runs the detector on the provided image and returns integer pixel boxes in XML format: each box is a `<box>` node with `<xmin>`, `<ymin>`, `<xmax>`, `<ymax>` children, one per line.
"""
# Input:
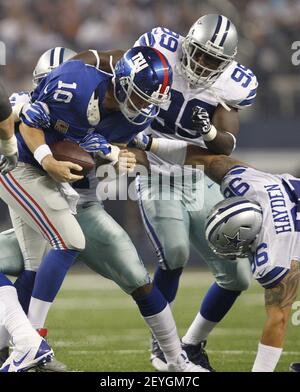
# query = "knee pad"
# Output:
<box><xmin>164</xmin><ymin>241</ymin><xmax>190</xmax><ymax>270</ymax></box>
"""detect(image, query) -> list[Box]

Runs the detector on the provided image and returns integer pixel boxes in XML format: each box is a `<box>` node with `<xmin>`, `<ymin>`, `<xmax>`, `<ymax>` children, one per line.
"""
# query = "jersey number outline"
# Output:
<box><xmin>151</xmin><ymin>89</ymin><xmax>215</xmax><ymax>139</ymax></box>
<box><xmin>157</xmin><ymin>28</ymin><xmax>179</xmax><ymax>53</ymax></box>
<box><xmin>231</xmin><ymin>64</ymin><xmax>254</xmax><ymax>88</ymax></box>
<box><xmin>53</xmin><ymin>81</ymin><xmax>77</xmax><ymax>103</ymax></box>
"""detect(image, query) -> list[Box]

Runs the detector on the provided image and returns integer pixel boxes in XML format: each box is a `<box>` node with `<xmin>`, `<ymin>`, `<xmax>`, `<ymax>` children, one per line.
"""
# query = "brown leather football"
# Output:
<box><xmin>49</xmin><ymin>140</ymin><xmax>95</xmax><ymax>176</ymax></box>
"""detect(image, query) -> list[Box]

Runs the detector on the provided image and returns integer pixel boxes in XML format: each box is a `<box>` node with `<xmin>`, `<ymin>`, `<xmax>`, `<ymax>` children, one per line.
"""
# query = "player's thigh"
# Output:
<box><xmin>76</xmin><ymin>202</ymin><xmax>150</xmax><ymax>294</ymax></box>
<box><xmin>0</xmin><ymin>164</ymin><xmax>85</xmax><ymax>251</ymax></box>
<box><xmin>190</xmin><ymin>176</ymin><xmax>252</xmax><ymax>291</ymax></box>
<box><xmin>189</xmin><ymin>176</ymin><xmax>224</xmax><ymax>257</ymax></box>
<box><xmin>137</xmin><ymin>177</ymin><xmax>190</xmax><ymax>270</ymax></box>
<box><xmin>0</xmin><ymin>229</ymin><xmax>24</xmax><ymax>276</ymax></box>
<box><xmin>9</xmin><ymin>207</ymin><xmax>49</xmax><ymax>271</ymax></box>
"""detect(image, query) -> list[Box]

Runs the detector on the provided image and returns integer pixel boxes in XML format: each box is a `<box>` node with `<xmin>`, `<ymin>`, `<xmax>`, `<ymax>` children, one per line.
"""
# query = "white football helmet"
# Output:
<box><xmin>205</xmin><ymin>196</ymin><xmax>263</xmax><ymax>258</ymax></box>
<box><xmin>32</xmin><ymin>47</ymin><xmax>77</xmax><ymax>87</ymax></box>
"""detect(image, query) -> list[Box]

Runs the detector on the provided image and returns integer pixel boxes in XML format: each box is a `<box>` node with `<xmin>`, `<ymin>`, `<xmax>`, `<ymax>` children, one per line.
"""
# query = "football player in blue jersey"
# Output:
<box><xmin>0</xmin><ymin>47</ymin><xmax>211</xmax><ymax>372</ymax></box>
<box><xmin>74</xmin><ymin>14</ymin><xmax>258</xmax><ymax>371</ymax></box>
<box><xmin>0</xmin><ymin>45</ymin><xmax>174</xmax><ymax>372</ymax></box>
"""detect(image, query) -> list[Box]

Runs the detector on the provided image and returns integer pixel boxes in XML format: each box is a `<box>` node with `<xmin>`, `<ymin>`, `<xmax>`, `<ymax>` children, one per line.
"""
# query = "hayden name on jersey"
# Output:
<box><xmin>134</xmin><ymin>27</ymin><xmax>258</xmax><ymax>170</ymax></box>
<box><xmin>221</xmin><ymin>166</ymin><xmax>300</xmax><ymax>289</ymax></box>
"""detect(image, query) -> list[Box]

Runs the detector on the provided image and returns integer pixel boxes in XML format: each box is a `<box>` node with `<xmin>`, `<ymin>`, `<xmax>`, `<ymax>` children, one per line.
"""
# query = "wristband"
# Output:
<box><xmin>0</xmin><ymin>135</ymin><xmax>18</xmax><ymax>156</ymax></box>
<box><xmin>202</xmin><ymin>125</ymin><xmax>217</xmax><ymax>142</ymax></box>
<box><xmin>34</xmin><ymin>144</ymin><xmax>53</xmax><ymax>165</ymax></box>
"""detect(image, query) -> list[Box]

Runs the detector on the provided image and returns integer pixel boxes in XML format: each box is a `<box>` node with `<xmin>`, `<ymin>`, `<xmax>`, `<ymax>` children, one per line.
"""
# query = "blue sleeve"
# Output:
<box><xmin>136</xmin><ymin>31</ymin><xmax>156</xmax><ymax>47</ymax></box>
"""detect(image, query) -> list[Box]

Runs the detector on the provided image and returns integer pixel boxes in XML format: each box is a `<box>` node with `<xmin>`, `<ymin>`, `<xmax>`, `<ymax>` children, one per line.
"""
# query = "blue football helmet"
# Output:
<box><xmin>112</xmin><ymin>46</ymin><xmax>173</xmax><ymax>125</ymax></box>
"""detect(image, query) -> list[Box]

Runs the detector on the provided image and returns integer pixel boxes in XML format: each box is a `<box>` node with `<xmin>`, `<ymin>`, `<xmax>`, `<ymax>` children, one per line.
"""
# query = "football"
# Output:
<box><xmin>49</xmin><ymin>140</ymin><xmax>95</xmax><ymax>176</ymax></box>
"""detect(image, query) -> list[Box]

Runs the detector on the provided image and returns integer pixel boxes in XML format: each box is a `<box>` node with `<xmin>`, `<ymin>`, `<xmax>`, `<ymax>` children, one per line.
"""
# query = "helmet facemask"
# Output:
<box><xmin>181</xmin><ymin>37</ymin><xmax>236</xmax><ymax>88</ymax></box>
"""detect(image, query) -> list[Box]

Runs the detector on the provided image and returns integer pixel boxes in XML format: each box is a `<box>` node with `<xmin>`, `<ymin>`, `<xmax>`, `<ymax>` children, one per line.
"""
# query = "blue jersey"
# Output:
<box><xmin>17</xmin><ymin>60</ymin><xmax>152</xmax><ymax>166</ymax></box>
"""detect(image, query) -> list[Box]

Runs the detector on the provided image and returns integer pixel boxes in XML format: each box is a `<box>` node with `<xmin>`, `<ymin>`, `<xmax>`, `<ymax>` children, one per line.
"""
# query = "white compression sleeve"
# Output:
<box><xmin>150</xmin><ymin>138</ymin><xmax>188</xmax><ymax>166</ymax></box>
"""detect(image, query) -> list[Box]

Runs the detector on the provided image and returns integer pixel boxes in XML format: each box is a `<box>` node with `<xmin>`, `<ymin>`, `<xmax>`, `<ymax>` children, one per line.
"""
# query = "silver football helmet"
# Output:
<box><xmin>32</xmin><ymin>47</ymin><xmax>77</xmax><ymax>87</ymax></box>
<box><xmin>181</xmin><ymin>14</ymin><xmax>238</xmax><ymax>88</ymax></box>
<box><xmin>205</xmin><ymin>196</ymin><xmax>263</xmax><ymax>258</ymax></box>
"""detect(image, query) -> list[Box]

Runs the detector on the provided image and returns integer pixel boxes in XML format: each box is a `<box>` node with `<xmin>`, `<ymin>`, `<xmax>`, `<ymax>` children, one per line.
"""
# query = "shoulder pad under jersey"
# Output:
<box><xmin>212</xmin><ymin>61</ymin><xmax>258</xmax><ymax>110</ymax></box>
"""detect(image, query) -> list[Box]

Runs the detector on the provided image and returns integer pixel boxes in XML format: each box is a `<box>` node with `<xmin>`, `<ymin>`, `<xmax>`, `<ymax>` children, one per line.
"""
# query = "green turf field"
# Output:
<box><xmin>45</xmin><ymin>268</ymin><xmax>300</xmax><ymax>372</ymax></box>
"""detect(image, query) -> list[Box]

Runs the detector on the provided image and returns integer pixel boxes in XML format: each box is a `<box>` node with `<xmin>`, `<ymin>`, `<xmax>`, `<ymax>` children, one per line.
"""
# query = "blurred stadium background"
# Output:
<box><xmin>0</xmin><ymin>0</ymin><xmax>299</xmax><ymax>371</ymax></box>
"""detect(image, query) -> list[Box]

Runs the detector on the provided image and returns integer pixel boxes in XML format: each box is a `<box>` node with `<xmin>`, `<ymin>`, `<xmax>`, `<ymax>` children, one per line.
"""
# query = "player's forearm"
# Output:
<box><xmin>184</xmin><ymin>145</ymin><xmax>244</xmax><ymax>184</ymax></box>
<box><xmin>72</xmin><ymin>50</ymin><xmax>124</xmax><ymax>72</ymax></box>
<box><xmin>205</xmin><ymin>105</ymin><xmax>239</xmax><ymax>155</ymax></box>
<box><xmin>204</xmin><ymin>130</ymin><xmax>236</xmax><ymax>155</ymax></box>
<box><xmin>19</xmin><ymin>122</ymin><xmax>52</xmax><ymax>165</ymax></box>
<box><xmin>147</xmin><ymin>137</ymin><xmax>243</xmax><ymax>184</ymax></box>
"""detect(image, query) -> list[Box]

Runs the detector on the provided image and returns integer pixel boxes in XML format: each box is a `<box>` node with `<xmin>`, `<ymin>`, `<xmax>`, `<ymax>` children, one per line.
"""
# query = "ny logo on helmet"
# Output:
<box><xmin>129</xmin><ymin>52</ymin><xmax>149</xmax><ymax>73</ymax></box>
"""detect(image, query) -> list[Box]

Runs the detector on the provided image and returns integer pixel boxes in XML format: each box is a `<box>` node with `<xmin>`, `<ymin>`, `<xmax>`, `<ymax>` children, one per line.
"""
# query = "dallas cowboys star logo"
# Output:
<box><xmin>223</xmin><ymin>231</ymin><xmax>244</xmax><ymax>248</ymax></box>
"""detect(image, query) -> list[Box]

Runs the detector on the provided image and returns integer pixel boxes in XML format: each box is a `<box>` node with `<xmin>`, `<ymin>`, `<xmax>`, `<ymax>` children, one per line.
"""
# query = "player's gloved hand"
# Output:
<box><xmin>79</xmin><ymin>132</ymin><xmax>116</xmax><ymax>160</ymax></box>
<box><xmin>0</xmin><ymin>152</ymin><xmax>18</xmax><ymax>175</ymax></box>
<box><xmin>10</xmin><ymin>91</ymin><xmax>31</xmax><ymax>122</ymax></box>
<box><xmin>128</xmin><ymin>132</ymin><xmax>153</xmax><ymax>151</ymax></box>
<box><xmin>191</xmin><ymin>106</ymin><xmax>212</xmax><ymax>135</ymax></box>
<box><xmin>20</xmin><ymin>101</ymin><xmax>51</xmax><ymax>129</ymax></box>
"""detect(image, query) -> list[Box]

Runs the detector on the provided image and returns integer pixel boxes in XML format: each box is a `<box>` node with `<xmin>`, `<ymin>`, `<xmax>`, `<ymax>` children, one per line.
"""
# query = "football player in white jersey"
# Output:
<box><xmin>148</xmin><ymin>140</ymin><xmax>300</xmax><ymax>371</ymax></box>
<box><xmin>71</xmin><ymin>14</ymin><xmax>258</xmax><ymax>371</ymax></box>
<box><xmin>131</xmin><ymin>14</ymin><xmax>258</xmax><ymax>370</ymax></box>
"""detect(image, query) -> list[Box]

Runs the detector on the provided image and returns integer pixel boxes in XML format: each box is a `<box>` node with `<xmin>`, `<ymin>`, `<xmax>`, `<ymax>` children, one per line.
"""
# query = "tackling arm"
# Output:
<box><xmin>252</xmin><ymin>260</ymin><xmax>300</xmax><ymax>372</ymax></box>
<box><xmin>207</xmin><ymin>105</ymin><xmax>240</xmax><ymax>155</ymax></box>
<box><xmin>72</xmin><ymin>50</ymin><xmax>124</xmax><ymax>72</ymax></box>
<box><xmin>139</xmin><ymin>136</ymin><xmax>247</xmax><ymax>184</ymax></box>
<box><xmin>184</xmin><ymin>144</ymin><xmax>244</xmax><ymax>184</ymax></box>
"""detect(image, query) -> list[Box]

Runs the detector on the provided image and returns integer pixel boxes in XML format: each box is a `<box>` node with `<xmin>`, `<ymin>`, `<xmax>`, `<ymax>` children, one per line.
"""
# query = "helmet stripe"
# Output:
<box><xmin>211</xmin><ymin>15</ymin><xmax>223</xmax><ymax>43</ymax></box>
<box><xmin>207</xmin><ymin>206</ymin><xmax>262</xmax><ymax>241</ymax></box>
<box><xmin>53</xmin><ymin>47</ymin><xmax>62</xmax><ymax>67</ymax></box>
<box><xmin>206</xmin><ymin>199</ymin><xmax>252</xmax><ymax>228</ymax></box>
<box><xmin>152</xmin><ymin>48</ymin><xmax>169</xmax><ymax>94</ymax></box>
<box><xmin>219</xmin><ymin>19</ymin><xmax>231</xmax><ymax>46</ymax></box>
<box><xmin>49</xmin><ymin>48</ymin><xmax>55</xmax><ymax>67</ymax></box>
<box><xmin>59</xmin><ymin>47</ymin><xmax>65</xmax><ymax>65</ymax></box>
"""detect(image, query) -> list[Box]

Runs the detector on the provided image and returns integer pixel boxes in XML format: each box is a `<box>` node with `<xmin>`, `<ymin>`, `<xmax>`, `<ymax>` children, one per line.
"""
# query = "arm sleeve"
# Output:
<box><xmin>0</xmin><ymin>82</ymin><xmax>12</xmax><ymax>122</ymax></box>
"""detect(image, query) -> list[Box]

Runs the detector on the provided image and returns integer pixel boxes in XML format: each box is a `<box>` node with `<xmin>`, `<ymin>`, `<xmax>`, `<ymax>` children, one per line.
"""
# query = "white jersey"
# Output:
<box><xmin>221</xmin><ymin>166</ymin><xmax>300</xmax><ymax>288</ymax></box>
<box><xmin>134</xmin><ymin>27</ymin><xmax>258</xmax><ymax>175</ymax></box>
<box><xmin>10</xmin><ymin>91</ymin><xmax>99</xmax><ymax>205</ymax></box>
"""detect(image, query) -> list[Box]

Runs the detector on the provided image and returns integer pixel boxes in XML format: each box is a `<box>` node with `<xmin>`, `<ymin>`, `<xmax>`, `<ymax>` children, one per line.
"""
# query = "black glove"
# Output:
<box><xmin>191</xmin><ymin>106</ymin><xmax>212</xmax><ymax>135</ymax></box>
